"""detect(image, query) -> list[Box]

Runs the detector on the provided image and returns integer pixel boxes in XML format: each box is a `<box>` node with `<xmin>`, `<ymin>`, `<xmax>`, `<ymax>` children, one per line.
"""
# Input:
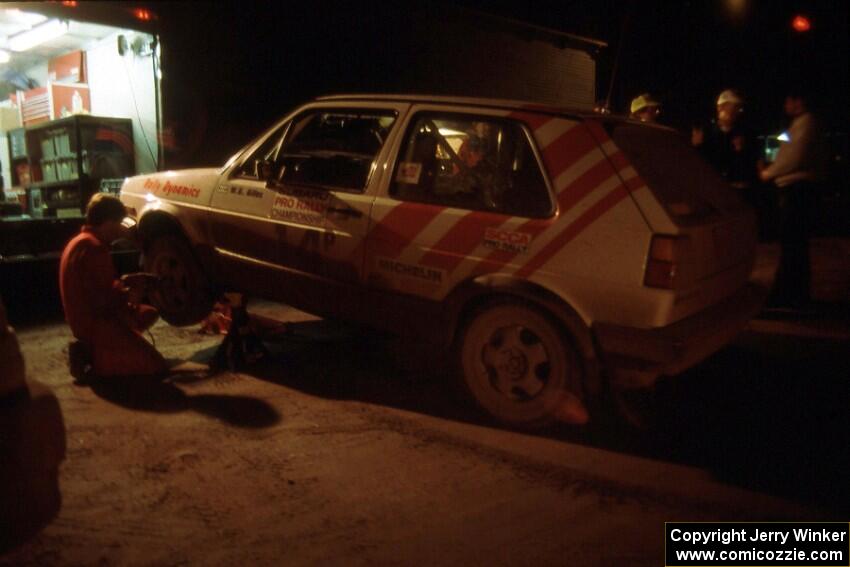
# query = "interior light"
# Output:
<box><xmin>4</xmin><ymin>9</ymin><xmax>48</xmax><ymax>27</ymax></box>
<box><xmin>8</xmin><ymin>19</ymin><xmax>69</xmax><ymax>52</ymax></box>
<box><xmin>777</xmin><ymin>132</ymin><xmax>791</xmax><ymax>142</ymax></box>
<box><xmin>61</xmin><ymin>1</ymin><xmax>79</xmax><ymax>6</ymax></box>
<box><xmin>0</xmin><ymin>50</ymin><xmax>9</xmax><ymax>64</ymax></box>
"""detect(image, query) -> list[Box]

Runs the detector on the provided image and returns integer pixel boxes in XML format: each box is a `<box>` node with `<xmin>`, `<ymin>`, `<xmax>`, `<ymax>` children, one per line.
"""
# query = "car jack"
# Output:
<box><xmin>210</xmin><ymin>294</ymin><xmax>270</xmax><ymax>372</ymax></box>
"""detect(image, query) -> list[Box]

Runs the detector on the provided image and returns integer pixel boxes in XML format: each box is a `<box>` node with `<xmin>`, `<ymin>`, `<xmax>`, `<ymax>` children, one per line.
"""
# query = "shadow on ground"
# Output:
<box><xmin>650</xmin><ymin>329</ymin><xmax>850</xmax><ymax>515</ymax></box>
<box><xmin>200</xmin><ymin>319</ymin><xmax>481</xmax><ymax>422</ymax></box>
<box><xmin>217</xmin><ymin>317</ymin><xmax>849</xmax><ymax>516</ymax></box>
<box><xmin>88</xmin><ymin>374</ymin><xmax>281</xmax><ymax>429</ymax></box>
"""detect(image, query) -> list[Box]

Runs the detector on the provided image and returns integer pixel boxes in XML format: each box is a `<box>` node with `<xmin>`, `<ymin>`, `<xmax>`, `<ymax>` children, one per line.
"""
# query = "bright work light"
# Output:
<box><xmin>8</xmin><ymin>19</ymin><xmax>70</xmax><ymax>52</ymax></box>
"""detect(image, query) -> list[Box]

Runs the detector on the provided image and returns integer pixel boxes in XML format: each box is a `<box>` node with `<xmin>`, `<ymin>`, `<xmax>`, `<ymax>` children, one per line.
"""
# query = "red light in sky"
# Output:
<box><xmin>132</xmin><ymin>8</ymin><xmax>157</xmax><ymax>22</ymax></box>
<box><xmin>791</xmin><ymin>15</ymin><xmax>811</xmax><ymax>32</ymax></box>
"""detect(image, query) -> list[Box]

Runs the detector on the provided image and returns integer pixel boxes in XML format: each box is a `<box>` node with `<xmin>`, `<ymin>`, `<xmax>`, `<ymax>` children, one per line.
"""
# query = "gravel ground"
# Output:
<box><xmin>2</xmin><ymin>239</ymin><xmax>847</xmax><ymax>565</ymax></box>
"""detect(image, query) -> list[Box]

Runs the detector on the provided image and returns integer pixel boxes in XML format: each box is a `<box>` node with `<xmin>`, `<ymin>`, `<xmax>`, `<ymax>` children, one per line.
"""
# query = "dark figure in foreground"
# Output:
<box><xmin>758</xmin><ymin>90</ymin><xmax>829</xmax><ymax>308</ymax></box>
<box><xmin>59</xmin><ymin>193</ymin><xmax>167</xmax><ymax>379</ymax></box>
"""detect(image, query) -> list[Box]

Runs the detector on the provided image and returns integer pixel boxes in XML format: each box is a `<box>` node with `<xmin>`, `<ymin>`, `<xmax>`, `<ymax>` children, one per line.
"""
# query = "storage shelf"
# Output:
<box><xmin>40</xmin><ymin>154</ymin><xmax>78</xmax><ymax>161</ymax></box>
<box><xmin>10</xmin><ymin>115</ymin><xmax>135</xmax><ymax>218</ymax></box>
<box><xmin>28</xmin><ymin>179</ymin><xmax>82</xmax><ymax>190</ymax></box>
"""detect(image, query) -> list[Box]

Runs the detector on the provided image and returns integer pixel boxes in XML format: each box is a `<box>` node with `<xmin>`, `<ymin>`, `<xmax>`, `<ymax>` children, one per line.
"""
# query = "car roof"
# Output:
<box><xmin>314</xmin><ymin>93</ymin><xmax>679</xmax><ymax>132</ymax></box>
<box><xmin>315</xmin><ymin>93</ymin><xmax>597</xmax><ymax>118</ymax></box>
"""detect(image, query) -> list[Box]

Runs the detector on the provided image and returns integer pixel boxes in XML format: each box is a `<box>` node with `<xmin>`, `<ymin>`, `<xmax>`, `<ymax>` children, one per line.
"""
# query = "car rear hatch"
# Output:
<box><xmin>607</xmin><ymin>122</ymin><xmax>757</xmax><ymax>322</ymax></box>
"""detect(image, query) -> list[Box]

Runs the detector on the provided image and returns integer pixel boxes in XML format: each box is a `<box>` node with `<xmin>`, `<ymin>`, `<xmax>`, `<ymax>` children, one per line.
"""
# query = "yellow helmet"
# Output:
<box><xmin>630</xmin><ymin>93</ymin><xmax>660</xmax><ymax>114</ymax></box>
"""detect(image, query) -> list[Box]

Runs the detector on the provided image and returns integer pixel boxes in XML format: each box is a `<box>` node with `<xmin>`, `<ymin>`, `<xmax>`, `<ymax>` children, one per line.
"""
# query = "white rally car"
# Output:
<box><xmin>120</xmin><ymin>94</ymin><xmax>764</xmax><ymax>427</ymax></box>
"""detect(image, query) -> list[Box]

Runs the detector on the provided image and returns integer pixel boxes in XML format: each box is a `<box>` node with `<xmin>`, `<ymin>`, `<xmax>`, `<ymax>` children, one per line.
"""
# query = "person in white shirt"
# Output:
<box><xmin>759</xmin><ymin>91</ymin><xmax>829</xmax><ymax>308</ymax></box>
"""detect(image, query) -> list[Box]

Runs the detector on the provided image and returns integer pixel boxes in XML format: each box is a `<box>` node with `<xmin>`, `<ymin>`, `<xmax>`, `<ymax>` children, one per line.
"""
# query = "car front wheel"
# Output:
<box><xmin>457</xmin><ymin>301</ymin><xmax>588</xmax><ymax>428</ymax></box>
<box><xmin>143</xmin><ymin>234</ymin><xmax>214</xmax><ymax>326</ymax></box>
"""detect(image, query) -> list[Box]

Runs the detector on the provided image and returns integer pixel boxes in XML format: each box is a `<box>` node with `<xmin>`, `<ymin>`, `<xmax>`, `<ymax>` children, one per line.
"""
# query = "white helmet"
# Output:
<box><xmin>717</xmin><ymin>89</ymin><xmax>744</xmax><ymax>106</ymax></box>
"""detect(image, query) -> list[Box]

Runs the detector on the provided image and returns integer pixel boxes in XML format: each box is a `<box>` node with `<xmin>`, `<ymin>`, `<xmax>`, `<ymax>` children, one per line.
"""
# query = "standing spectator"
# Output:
<box><xmin>692</xmin><ymin>89</ymin><xmax>758</xmax><ymax>192</ymax></box>
<box><xmin>758</xmin><ymin>89</ymin><xmax>829</xmax><ymax>308</ymax></box>
<box><xmin>629</xmin><ymin>93</ymin><xmax>661</xmax><ymax>123</ymax></box>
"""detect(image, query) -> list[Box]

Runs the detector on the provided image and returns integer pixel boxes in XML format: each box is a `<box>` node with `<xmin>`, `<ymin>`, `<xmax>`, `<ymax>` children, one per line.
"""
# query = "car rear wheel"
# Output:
<box><xmin>457</xmin><ymin>301</ymin><xmax>588</xmax><ymax>428</ymax></box>
<box><xmin>143</xmin><ymin>234</ymin><xmax>214</xmax><ymax>326</ymax></box>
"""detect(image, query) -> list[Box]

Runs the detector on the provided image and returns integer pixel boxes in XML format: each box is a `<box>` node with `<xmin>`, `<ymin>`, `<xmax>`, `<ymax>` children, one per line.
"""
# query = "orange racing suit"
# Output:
<box><xmin>59</xmin><ymin>227</ymin><xmax>166</xmax><ymax>377</ymax></box>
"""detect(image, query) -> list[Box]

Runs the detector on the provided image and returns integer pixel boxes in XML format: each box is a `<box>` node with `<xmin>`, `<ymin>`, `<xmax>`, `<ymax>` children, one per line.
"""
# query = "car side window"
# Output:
<box><xmin>390</xmin><ymin>113</ymin><xmax>553</xmax><ymax>217</ymax></box>
<box><xmin>235</xmin><ymin>122</ymin><xmax>289</xmax><ymax>180</ymax></box>
<box><xmin>268</xmin><ymin>109</ymin><xmax>397</xmax><ymax>193</ymax></box>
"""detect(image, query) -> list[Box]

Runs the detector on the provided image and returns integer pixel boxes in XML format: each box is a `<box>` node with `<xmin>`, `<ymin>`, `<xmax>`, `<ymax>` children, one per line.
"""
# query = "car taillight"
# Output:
<box><xmin>644</xmin><ymin>234</ymin><xmax>686</xmax><ymax>289</ymax></box>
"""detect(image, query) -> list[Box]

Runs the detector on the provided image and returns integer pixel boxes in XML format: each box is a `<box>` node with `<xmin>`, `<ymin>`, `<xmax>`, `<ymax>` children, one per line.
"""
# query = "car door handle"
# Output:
<box><xmin>326</xmin><ymin>206</ymin><xmax>363</xmax><ymax>219</ymax></box>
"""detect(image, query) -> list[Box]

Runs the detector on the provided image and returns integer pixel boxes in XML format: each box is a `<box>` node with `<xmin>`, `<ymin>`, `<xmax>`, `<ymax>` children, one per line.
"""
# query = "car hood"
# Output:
<box><xmin>121</xmin><ymin>168</ymin><xmax>222</xmax><ymax>205</ymax></box>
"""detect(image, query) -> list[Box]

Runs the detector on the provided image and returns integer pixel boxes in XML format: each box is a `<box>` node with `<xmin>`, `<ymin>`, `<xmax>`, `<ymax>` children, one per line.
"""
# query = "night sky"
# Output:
<box><xmin>155</xmin><ymin>0</ymin><xmax>849</xmax><ymax>167</ymax></box>
<box><xmin>456</xmin><ymin>0</ymin><xmax>849</xmax><ymax>132</ymax></box>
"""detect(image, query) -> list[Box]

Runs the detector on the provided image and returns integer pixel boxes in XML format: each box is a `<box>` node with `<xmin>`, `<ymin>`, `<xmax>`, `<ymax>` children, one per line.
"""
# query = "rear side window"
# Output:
<box><xmin>391</xmin><ymin>113</ymin><xmax>553</xmax><ymax>217</ymax></box>
<box><xmin>610</xmin><ymin>123</ymin><xmax>744</xmax><ymax>224</ymax></box>
<box><xmin>270</xmin><ymin>109</ymin><xmax>397</xmax><ymax>192</ymax></box>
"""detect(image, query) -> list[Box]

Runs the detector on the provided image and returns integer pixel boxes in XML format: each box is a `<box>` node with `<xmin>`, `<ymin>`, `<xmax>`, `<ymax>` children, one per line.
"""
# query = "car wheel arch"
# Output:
<box><xmin>444</xmin><ymin>275</ymin><xmax>602</xmax><ymax>397</ymax></box>
<box><xmin>138</xmin><ymin>210</ymin><xmax>184</xmax><ymax>249</ymax></box>
<box><xmin>137</xmin><ymin>211</ymin><xmax>216</xmax><ymax>275</ymax></box>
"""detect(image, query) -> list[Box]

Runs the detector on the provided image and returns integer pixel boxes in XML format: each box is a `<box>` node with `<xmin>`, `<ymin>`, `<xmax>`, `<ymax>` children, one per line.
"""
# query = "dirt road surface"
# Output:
<box><xmin>2</xmin><ymin>241</ymin><xmax>847</xmax><ymax>566</ymax></box>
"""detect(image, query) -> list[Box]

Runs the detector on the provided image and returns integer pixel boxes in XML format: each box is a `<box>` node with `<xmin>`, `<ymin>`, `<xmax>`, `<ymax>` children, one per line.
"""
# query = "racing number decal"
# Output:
<box><xmin>483</xmin><ymin>227</ymin><xmax>532</xmax><ymax>254</ymax></box>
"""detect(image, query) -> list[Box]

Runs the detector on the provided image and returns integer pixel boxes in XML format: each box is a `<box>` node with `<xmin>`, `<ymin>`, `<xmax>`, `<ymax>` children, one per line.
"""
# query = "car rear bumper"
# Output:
<box><xmin>593</xmin><ymin>282</ymin><xmax>768</xmax><ymax>388</ymax></box>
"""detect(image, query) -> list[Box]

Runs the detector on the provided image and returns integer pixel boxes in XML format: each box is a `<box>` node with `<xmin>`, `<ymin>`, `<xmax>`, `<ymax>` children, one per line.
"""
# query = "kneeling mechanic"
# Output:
<box><xmin>60</xmin><ymin>193</ymin><xmax>167</xmax><ymax>380</ymax></box>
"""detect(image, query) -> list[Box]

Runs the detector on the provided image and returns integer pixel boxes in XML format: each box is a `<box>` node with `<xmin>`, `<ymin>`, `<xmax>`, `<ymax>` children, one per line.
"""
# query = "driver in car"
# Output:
<box><xmin>441</xmin><ymin>122</ymin><xmax>506</xmax><ymax>209</ymax></box>
<box><xmin>457</xmin><ymin>134</ymin><xmax>486</xmax><ymax>173</ymax></box>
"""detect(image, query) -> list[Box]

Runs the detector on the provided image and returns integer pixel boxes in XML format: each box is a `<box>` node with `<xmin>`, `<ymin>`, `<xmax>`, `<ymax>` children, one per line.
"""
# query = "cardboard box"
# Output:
<box><xmin>48</xmin><ymin>50</ymin><xmax>86</xmax><ymax>83</ymax></box>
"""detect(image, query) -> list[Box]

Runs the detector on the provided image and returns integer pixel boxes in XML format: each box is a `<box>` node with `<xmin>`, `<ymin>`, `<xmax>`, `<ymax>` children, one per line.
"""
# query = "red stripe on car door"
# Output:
<box><xmin>366</xmin><ymin>202</ymin><xmax>445</xmax><ymax>258</ymax></box>
<box><xmin>555</xmin><ymin>151</ymin><xmax>625</xmax><ymax>212</ymax></box>
<box><xmin>471</xmin><ymin>151</ymin><xmax>623</xmax><ymax>274</ymax></box>
<box><xmin>418</xmin><ymin>210</ymin><xmax>506</xmax><ymax>272</ymax></box>
<box><xmin>423</xmin><ymin>150</ymin><xmax>617</xmax><ymax>276</ymax></box>
<box><xmin>515</xmin><ymin>185</ymin><xmax>631</xmax><ymax>279</ymax></box>
<box><xmin>538</xmin><ymin>125</ymin><xmax>599</xmax><ymax>181</ymax></box>
<box><xmin>583</xmin><ymin>119</ymin><xmax>612</xmax><ymax>145</ymax></box>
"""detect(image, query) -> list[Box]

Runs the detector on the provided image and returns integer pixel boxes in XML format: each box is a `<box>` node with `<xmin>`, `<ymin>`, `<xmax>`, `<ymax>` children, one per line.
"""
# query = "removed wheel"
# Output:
<box><xmin>144</xmin><ymin>234</ymin><xmax>214</xmax><ymax>326</ymax></box>
<box><xmin>457</xmin><ymin>301</ymin><xmax>588</xmax><ymax>428</ymax></box>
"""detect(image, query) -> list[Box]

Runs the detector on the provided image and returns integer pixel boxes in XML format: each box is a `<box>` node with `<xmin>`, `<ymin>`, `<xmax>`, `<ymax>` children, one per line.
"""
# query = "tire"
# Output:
<box><xmin>457</xmin><ymin>301</ymin><xmax>588</xmax><ymax>428</ymax></box>
<box><xmin>143</xmin><ymin>234</ymin><xmax>214</xmax><ymax>326</ymax></box>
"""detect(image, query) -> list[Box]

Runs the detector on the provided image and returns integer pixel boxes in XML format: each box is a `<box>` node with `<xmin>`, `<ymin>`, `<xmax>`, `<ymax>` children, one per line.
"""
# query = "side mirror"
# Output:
<box><xmin>258</xmin><ymin>159</ymin><xmax>275</xmax><ymax>181</ymax></box>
